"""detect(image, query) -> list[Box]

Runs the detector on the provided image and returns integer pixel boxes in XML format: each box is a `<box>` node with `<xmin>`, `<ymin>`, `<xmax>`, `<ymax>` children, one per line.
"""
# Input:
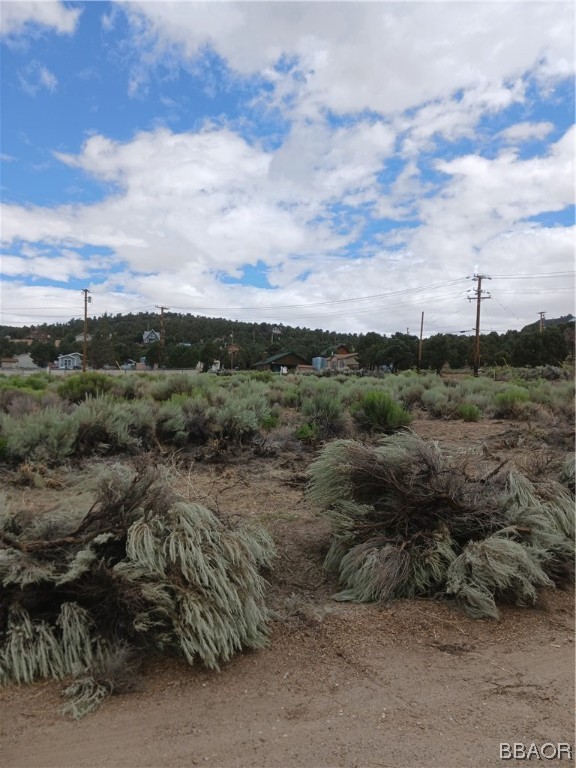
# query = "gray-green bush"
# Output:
<box><xmin>307</xmin><ymin>433</ymin><xmax>574</xmax><ymax>618</ymax></box>
<box><xmin>350</xmin><ymin>390</ymin><xmax>411</xmax><ymax>432</ymax></box>
<box><xmin>0</xmin><ymin>462</ymin><xmax>275</xmax><ymax>716</ymax></box>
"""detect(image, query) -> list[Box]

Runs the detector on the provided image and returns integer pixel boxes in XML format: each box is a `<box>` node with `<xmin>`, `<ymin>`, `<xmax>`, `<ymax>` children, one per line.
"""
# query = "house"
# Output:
<box><xmin>57</xmin><ymin>352</ymin><xmax>83</xmax><ymax>370</ymax></box>
<box><xmin>75</xmin><ymin>333</ymin><xmax>92</xmax><ymax>343</ymax></box>
<box><xmin>143</xmin><ymin>330</ymin><xmax>161</xmax><ymax>344</ymax></box>
<box><xmin>15</xmin><ymin>354</ymin><xmax>40</xmax><ymax>369</ymax></box>
<box><xmin>1</xmin><ymin>355</ymin><xmax>40</xmax><ymax>370</ymax></box>
<box><xmin>327</xmin><ymin>351</ymin><xmax>360</xmax><ymax>371</ymax></box>
<box><xmin>252</xmin><ymin>351</ymin><xmax>310</xmax><ymax>372</ymax></box>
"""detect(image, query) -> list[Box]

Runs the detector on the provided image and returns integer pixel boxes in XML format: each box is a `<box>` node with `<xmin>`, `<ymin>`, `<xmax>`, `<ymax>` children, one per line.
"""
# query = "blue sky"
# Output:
<box><xmin>1</xmin><ymin>1</ymin><xmax>574</xmax><ymax>336</ymax></box>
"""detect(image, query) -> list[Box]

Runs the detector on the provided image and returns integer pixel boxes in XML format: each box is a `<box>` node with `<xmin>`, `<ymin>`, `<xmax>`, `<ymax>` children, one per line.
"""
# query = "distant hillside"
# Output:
<box><xmin>521</xmin><ymin>314</ymin><xmax>575</xmax><ymax>332</ymax></box>
<box><xmin>1</xmin><ymin>311</ymin><xmax>573</xmax><ymax>372</ymax></box>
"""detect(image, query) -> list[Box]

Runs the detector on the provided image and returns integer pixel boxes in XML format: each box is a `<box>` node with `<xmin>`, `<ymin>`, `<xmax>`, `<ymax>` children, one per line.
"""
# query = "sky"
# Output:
<box><xmin>0</xmin><ymin>0</ymin><xmax>574</xmax><ymax>338</ymax></box>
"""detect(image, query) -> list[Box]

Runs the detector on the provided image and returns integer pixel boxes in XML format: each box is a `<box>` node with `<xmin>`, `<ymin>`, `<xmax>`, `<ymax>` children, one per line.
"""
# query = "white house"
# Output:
<box><xmin>15</xmin><ymin>353</ymin><xmax>40</xmax><ymax>369</ymax></box>
<box><xmin>143</xmin><ymin>330</ymin><xmax>161</xmax><ymax>344</ymax></box>
<box><xmin>75</xmin><ymin>333</ymin><xmax>92</xmax><ymax>343</ymax></box>
<box><xmin>57</xmin><ymin>352</ymin><xmax>83</xmax><ymax>370</ymax></box>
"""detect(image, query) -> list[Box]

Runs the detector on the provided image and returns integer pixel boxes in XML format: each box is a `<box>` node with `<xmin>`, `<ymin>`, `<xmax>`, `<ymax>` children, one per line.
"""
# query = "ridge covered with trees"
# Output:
<box><xmin>1</xmin><ymin>312</ymin><xmax>573</xmax><ymax>372</ymax></box>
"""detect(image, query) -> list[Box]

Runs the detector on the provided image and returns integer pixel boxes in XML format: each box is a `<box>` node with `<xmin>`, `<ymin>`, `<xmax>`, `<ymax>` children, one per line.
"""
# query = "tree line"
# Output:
<box><xmin>1</xmin><ymin>312</ymin><xmax>573</xmax><ymax>372</ymax></box>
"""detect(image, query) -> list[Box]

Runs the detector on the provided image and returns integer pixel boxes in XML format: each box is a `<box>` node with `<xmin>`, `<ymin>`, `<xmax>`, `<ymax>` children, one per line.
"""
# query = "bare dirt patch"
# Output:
<box><xmin>1</xmin><ymin>418</ymin><xmax>574</xmax><ymax>768</ymax></box>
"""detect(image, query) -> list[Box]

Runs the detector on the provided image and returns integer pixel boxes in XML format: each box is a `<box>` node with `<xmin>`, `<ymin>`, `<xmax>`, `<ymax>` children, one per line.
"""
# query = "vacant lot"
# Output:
<box><xmin>0</xmin><ymin>410</ymin><xmax>573</xmax><ymax>768</ymax></box>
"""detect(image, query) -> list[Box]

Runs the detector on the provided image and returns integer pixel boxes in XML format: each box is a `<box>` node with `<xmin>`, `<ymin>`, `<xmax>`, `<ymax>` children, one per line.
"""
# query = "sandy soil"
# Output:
<box><xmin>1</xmin><ymin>418</ymin><xmax>574</xmax><ymax>768</ymax></box>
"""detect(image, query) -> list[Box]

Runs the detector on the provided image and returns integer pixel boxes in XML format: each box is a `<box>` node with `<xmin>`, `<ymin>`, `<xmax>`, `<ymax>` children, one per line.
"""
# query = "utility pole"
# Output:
<box><xmin>468</xmin><ymin>274</ymin><xmax>491</xmax><ymax>377</ymax></box>
<box><xmin>417</xmin><ymin>311</ymin><xmax>424</xmax><ymax>373</ymax></box>
<box><xmin>81</xmin><ymin>289</ymin><xmax>92</xmax><ymax>373</ymax></box>
<box><xmin>538</xmin><ymin>311</ymin><xmax>546</xmax><ymax>334</ymax></box>
<box><xmin>155</xmin><ymin>305</ymin><xmax>169</xmax><ymax>369</ymax></box>
<box><xmin>228</xmin><ymin>332</ymin><xmax>240</xmax><ymax>371</ymax></box>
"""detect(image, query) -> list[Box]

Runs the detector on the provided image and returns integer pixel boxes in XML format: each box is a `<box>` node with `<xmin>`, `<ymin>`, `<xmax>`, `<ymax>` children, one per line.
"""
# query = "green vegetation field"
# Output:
<box><xmin>0</xmin><ymin>366</ymin><xmax>574</xmax><ymax>719</ymax></box>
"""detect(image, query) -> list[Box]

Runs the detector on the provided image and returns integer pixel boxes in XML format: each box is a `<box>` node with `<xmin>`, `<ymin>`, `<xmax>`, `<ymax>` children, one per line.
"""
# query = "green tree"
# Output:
<box><xmin>166</xmin><ymin>344</ymin><xmax>199</xmax><ymax>369</ymax></box>
<box><xmin>29</xmin><ymin>341</ymin><xmax>58</xmax><ymax>368</ymax></box>
<box><xmin>511</xmin><ymin>327</ymin><xmax>568</xmax><ymax>367</ymax></box>
<box><xmin>382</xmin><ymin>334</ymin><xmax>417</xmax><ymax>371</ymax></box>
<box><xmin>89</xmin><ymin>315</ymin><xmax>116</xmax><ymax>369</ymax></box>
<box><xmin>423</xmin><ymin>334</ymin><xmax>450</xmax><ymax>375</ymax></box>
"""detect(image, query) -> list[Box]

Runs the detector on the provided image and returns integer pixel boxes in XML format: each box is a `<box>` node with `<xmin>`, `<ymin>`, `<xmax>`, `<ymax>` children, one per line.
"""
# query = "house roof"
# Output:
<box><xmin>253</xmin><ymin>351</ymin><xmax>309</xmax><ymax>366</ymax></box>
<box><xmin>321</xmin><ymin>343</ymin><xmax>352</xmax><ymax>357</ymax></box>
<box><xmin>58</xmin><ymin>352</ymin><xmax>82</xmax><ymax>359</ymax></box>
<box><xmin>331</xmin><ymin>352</ymin><xmax>358</xmax><ymax>360</ymax></box>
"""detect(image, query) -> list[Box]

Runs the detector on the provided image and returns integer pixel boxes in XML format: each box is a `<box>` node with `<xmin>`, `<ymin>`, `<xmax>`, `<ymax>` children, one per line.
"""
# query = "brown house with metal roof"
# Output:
<box><xmin>252</xmin><ymin>351</ymin><xmax>310</xmax><ymax>372</ymax></box>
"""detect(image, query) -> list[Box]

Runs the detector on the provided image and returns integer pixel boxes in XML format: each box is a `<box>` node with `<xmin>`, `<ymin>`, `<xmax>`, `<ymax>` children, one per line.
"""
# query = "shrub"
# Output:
<box><xmin>457</xmin><ymin>403</ymin><xmax>481</xmax><ymax>422</ymax></box>
<box><xmin>0</xmin><ymin>373</ymin><xmax>50</xmax><ymax>392</ymax></box>
<box><xmin>0</xmin><ymin>462</ymin><xmax>275</xmax><ymax>716</ymax></box>
<box><xmin>493</xmin><ymin>386</ymin><xmax>531</xmax><ymax>419</ymax></box>
<box><xmin>58</xmin><ymin>372</ymin><xmax>113</xmax><ymax>403</ymax></box>
<box><xmin>72</xmin><ymin>395</ymin><xmax>141</xmax><ymax>455</ymax></box>
<box><xmin>122</xmin><ymin>399</ymin><xmax>159</xmax><ymax>449</ymax></box>
<box><xmin>215</xmin><ymin>399</ymin><xmax>259</xmax><ymax>442</ymax></box>
<box><xmin>301</xmin><ymin>391</ymin><xmax>346</xmax><ymax>440</ymax></box>
<box><xmin>0</xmin><ymin>408</ymin><xmax>78</xmax><ymax>464</ymax></box>
<box><xmin>397</xmin><ymin>383</ymin><xmax>426</xmax><ymax>410</ymax></box>
<box><xmin>559</xmin><ymin>455</ymin><xmax>575</xmax><ymax>494</ymax></box>
<box><xmin>420</xmin><ymin>386</ymin><xmax>453</xmax><ymax>418</ymax></box>
<box><xmin>156</xmin><ymin>400</ymin><xmax>187</xmax><ymax>445</ymax></box>
<box><xmin>0</xmin><ymin>388</ymin><xmax>42</xmax><ymax>416</ymax></box>
<box><xmin>296</xmin><ymin>422</ymin><xmax>320</xmax><ymax>445</ymax></box>
<box><xmin>148</xmin><ymin>374</ymin><xmax>198</xmax><ymax>402</ymax></box>
<box><xmin>307</xmin><ymin>433</ymin><xmax>574</xmax><ymax>618</ymax></box>
<box><xmin>180</xmin><ymin>395</ymin><xmax>215</xmax><ymax>443</ymax></box>
<box><xmin>351</xmin><ymin>391</ymin><xmax>411</xmax><ymax>433</ymax></box>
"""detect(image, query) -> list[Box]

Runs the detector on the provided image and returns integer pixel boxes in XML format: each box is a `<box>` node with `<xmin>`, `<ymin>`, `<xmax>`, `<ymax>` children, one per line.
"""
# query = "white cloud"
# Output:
<box><xmin>119</xmin><ymin>2</ymin><xmax>574</xmax><ymax>115</ymax></box>
<box><xmin>18</xmin><ymin>61</ymin><xmax>58</xmax><ymax>96</ymax></box>
<box><xmin>2</xmin><ymin>121</ymin><xmax>574</xmax><ymax>334</ymax></box>
<box><xmin>498</xmin><ymin>121</ymin><xmax>555</xmax><ymax>143</ymax></box>
<box><xmin>0</xmin><ymin>1</ymin><xmax>81</xmax><ymax>39</ymax></box>
<box><xmin>1</xmin><ymin>250</ymin><xmax>111</xmax><ymax>282</ymax></box>
<box><xmin>1</xmin><ymin>3</ymin><xmax>574</xmax><ymax>334</ymax></box>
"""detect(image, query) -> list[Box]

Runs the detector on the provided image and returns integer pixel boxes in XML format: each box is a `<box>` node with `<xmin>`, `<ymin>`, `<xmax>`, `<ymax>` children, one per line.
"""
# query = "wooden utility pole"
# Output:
<box><xmin>81</xmin><ymin>289</ymin><xmax>92</xmax><ymax>373</ymax></box>
<box><xmin>228</xmin><ymin>332</ymin><xmax>240</xmax><ymax>370</ymax></box>
<box><xmin>468</xmin><ymin>274</ymin><xmax>491</xmax><ymax>377</ymax></box>
<box><xmin>538</xmin><ymin>311</ymin><xmax>546</xmax><ymax>334</ymax></box>
<box><xmin>417</xmin><ymin>311</ymin><xmax>424</xmax><ymax>373</ymax></box>
<box><xmin>155</xmin><ymin>305</ymin><xmax>169</xmax><ymax>369</ymax></box>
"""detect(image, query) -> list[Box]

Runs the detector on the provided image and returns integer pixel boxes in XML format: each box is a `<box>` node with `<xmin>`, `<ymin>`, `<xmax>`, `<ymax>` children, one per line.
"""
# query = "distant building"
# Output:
<box><xmin>252</xmin><ymin>351</ymin><xmax>310</xmax><ymax>372</ymax></box>
<box><xmin>327</xmin><ymin>351</ymin><xmax>360</xmax><ymax>371</ymax></box>
<box><xmin>15</xmin><ymin>354</ymin><xmax>40</xmax><ymax>369</ymax></box>
<box><xmin>142</xmin><ymin>330</ymin><xmax>161</xmax><ymax>344</ymax></box>
<box><xmin>1</xmin><ymin>354</ymin><xmax>40</xmax><ymax>370</ymax></box>
<box><xmin>57</xmin><ymin>352</ymin><xmax>83</xmax><ymax>370</ymax></box>
<box><xmin>75</xmin><ymin>333</ymin><xmax>93</xmax><ymax>343</ymax></box>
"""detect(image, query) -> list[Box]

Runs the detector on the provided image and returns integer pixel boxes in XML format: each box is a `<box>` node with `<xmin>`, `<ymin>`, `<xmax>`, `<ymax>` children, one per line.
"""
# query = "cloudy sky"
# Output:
<box><xmin>1</xmin><ymin>1</ymin><xmax>574</xmax><ymax>336</ymax></box>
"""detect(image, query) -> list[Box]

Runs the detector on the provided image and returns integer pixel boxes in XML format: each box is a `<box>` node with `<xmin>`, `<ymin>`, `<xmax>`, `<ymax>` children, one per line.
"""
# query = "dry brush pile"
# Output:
<box><xmin>0</xmin><ymin>460</ymin><xmax>274</xmax><ymax>717</ymax></box>
<box><xmin>307</xmin><ymin>432</ymin><xmax>574</xmax><ymax>618</ymax></box>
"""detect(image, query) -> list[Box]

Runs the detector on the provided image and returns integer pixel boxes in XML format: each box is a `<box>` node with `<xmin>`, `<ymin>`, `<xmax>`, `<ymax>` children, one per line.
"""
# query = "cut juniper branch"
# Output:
<box><xmin>307</xmin><ymin>433</ymin><xmax>574</xmax><ymax>616</ymax></box>
<box><xmin>0</xmin><ymin>459</ymin><xmax>275</xmax><ymax>717</ymax></box>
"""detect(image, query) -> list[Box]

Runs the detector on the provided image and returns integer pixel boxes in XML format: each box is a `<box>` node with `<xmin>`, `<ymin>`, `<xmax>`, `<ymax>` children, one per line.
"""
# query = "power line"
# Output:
<box><xmin>168</xmin><ymin>277</ymin><xmax>469</xmax><ymax>312</ymax></box>
<box><xmin>491</xmin><ymin>271</ymin><xmax>575</xmax><ymax>279</ymax></box>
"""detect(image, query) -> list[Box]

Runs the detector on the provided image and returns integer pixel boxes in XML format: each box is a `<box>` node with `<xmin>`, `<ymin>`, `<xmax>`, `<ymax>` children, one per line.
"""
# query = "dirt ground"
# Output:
<box><xmin>1</xmin><ymin>417</ymin><xmax>574</xmax><ymax>768</ymax></box>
